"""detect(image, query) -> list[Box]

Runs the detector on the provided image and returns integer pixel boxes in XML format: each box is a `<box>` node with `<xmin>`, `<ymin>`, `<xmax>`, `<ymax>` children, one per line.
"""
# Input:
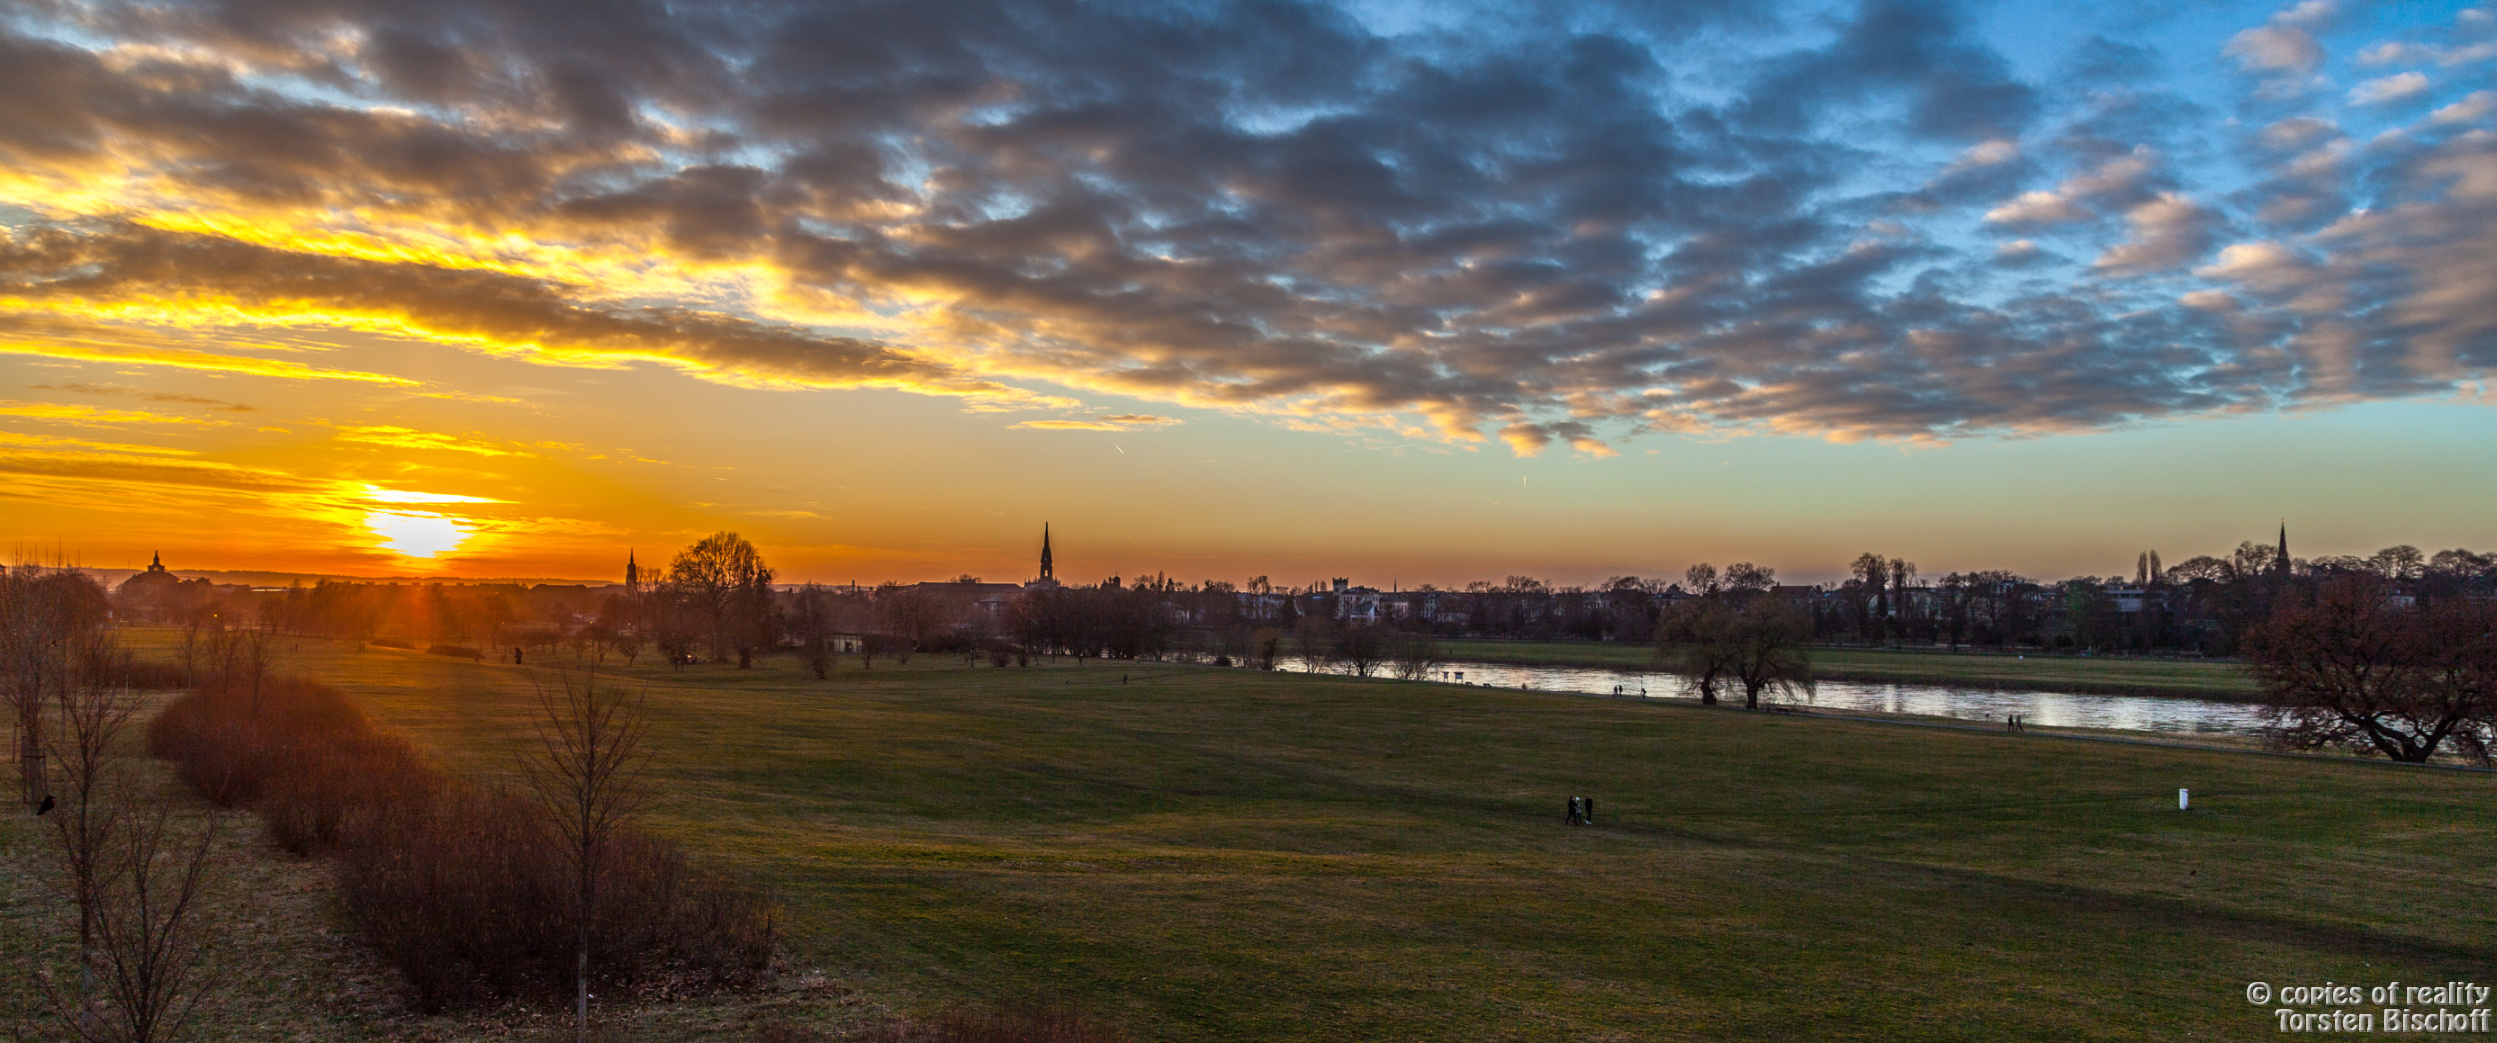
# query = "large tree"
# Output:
<box><xmin>2246</xmin><ymin>575</ymin><xmax>2496</xmax><ymax>764</ymax></box>
<box><xmin>664</xmin><ymin>532</ymin><xmax>775</xmax><ymax>664</ymax></box>
<box><xmin>1656</xmin><ymin>598</ymin><xmax>1734</xmax><ymax>706</ymax></box>
<box><xmin>1659</xmin><ymin>593</ymin><xmax>1814</xmax><ymax>710</ymax></box>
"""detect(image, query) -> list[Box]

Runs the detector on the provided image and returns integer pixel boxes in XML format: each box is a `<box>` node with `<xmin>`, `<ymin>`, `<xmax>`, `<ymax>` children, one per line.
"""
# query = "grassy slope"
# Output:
<box><xmin>1438</xmin><ymin>639</ymin><xmax>2264</xmax><ymax>700</ymax></box>
<box><xmin>240</xmin><ymin>639</ymin><xmax>2489</xmax><ymax>1043</ymax></box>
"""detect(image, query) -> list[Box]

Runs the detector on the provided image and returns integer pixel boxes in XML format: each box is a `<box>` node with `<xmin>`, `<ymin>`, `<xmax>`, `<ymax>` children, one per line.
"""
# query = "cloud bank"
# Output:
<box><xmin>0</xmin><ymin>0</ymin><xmax>2490</xmax><ymax>452</ymax></box>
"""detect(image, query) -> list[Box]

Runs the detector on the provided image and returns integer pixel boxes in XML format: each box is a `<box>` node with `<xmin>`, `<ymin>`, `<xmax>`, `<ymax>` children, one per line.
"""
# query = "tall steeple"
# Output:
<box><xmin>146</xmin><ymin>551</ymin><xmax>166</xmax><ymax>574</ymax></box>
<box><xmin>2272</xmin><ymin>523</ymin><xmax>2291</xmax><ymax>576</ymax></box>
<box><xmin>625</xmin><ymin>548</ymin><xmax>640</xmax><ymax>592</ymax></box>
<box><xmin>1039</xmin><ymin>524</ymin><xmax>1054</xmax><ymax>581</ymax></box>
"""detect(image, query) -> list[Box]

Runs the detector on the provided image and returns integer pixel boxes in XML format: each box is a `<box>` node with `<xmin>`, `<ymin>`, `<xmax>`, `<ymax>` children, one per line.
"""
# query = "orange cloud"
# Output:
<box><xmin>1010</xmin><ymin>414</ymin><xmax>1184</xmax><ymax>431</ymax></box>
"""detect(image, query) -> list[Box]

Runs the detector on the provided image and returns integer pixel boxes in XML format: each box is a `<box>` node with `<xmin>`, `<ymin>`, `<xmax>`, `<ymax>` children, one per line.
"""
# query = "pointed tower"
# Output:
<box><xmin>2272</xmin><ymin>524</ymin><xmax>2291</xmax><ymax>576</ymax></box>
<box><xmin>625</xmin><ymin>549</ymin><xmax>640</xmax><ymax>593</ymax></box>
<box><xmin>1039</xmin><ymin>524</ymin><xmax>1055</xmax><ymax>581</ymax></box>
<box><xmin>146</xmin><ymin>551</ymin><xmax>167</xmax><ymax>575</ymax></box>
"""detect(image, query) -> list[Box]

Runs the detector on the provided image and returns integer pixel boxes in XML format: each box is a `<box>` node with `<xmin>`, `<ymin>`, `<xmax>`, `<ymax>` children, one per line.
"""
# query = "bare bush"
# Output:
<box><xmin>146</xmin><ymin>671</ymin><xmax>777</xmax><ymax>1014</ymax></box>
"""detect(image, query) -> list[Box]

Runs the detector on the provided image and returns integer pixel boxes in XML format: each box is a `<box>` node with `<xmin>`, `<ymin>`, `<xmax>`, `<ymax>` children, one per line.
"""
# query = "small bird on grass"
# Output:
<box><xmin>35</xmin><ymin>795</ymin><xmax>55</xmax><ymax>816</ymax></box>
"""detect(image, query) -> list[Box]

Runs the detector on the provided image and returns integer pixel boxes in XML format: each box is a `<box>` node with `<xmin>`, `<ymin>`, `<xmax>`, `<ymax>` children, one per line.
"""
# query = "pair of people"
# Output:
<box><xmin>2006</xmin><ymin>713</ymin><xmax>2028</xmax><ymax>732</ymax></box>
<box><xmin>1564</xmin><ymin>796</ymin><xmax>1596</xmax><ymax>826</ymax></box>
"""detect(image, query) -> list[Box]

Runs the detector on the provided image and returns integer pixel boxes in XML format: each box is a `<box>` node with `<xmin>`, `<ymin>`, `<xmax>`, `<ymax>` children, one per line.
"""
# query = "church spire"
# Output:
<box><xmin>1039</xmin><ymin>524</ymin><xmax>1054</xmax><ymax>581</ymax></box>
<box><xmin>625</xmin><ymin>548</ymin><xmax>640</xmax><ymax>592</ymax></box>
<box><xmin>2273</xmin><ymin>523</ymin><xmax>2291</xmax><ymax>576</ymax></box>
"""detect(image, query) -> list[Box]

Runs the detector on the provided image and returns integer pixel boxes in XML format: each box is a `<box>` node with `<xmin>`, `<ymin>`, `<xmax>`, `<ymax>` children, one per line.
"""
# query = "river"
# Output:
<box><xmin>1276</xmin><ymin>657</ymin><xmax>2275</xmax><ymax>736</ymax></box>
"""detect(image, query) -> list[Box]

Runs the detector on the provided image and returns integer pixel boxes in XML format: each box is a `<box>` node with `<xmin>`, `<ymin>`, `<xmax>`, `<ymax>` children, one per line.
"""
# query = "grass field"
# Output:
<box><xmin>1437</xmin><ymin>639</ymin><xmax>2265</xmax><ymax>700</ymax></box>
<box><xmin>52</xmin><ymin>634</ymin><xmax>2475</xmax><ymax>1041</ymax></box>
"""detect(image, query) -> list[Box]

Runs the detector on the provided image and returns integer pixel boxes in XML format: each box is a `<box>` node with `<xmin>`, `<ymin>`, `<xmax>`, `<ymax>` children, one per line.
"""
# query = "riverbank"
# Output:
<box><xmin>1437</xmin><ymin>638</ymin><xmax>2264</xmax><ymax>700</ymax></box>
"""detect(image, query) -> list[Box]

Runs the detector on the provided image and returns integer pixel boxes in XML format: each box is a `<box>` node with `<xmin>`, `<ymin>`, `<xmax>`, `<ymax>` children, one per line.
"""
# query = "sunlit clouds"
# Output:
<box><xmin>1</xmin><ymin>0</ymin><xmax>2493</xmax><ymax>580</ymax></box>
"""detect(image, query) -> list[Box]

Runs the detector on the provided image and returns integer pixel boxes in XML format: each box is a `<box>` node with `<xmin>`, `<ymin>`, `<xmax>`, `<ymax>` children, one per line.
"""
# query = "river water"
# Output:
<box><xmin>1276</xmin><ymin>657</ymin><xmax>2275</xmax><ymax>736</ymax></box>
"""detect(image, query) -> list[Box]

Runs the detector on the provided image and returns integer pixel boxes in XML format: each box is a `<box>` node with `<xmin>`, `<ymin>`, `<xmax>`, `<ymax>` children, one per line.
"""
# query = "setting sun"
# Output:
<box><xmin>364</xmin><ymin>511</ymin><xmax>471</xmax><ymax>559</ymax></box>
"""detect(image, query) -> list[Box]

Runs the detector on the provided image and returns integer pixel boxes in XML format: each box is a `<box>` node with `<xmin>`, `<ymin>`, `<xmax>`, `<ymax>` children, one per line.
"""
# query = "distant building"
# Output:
<box><xmin>1032</xmin><ymin>524</ymin><xmax>1057</xmax><ymax>588</ymax></box>
<box><xmin>114</xmin><ymin>552</ymin><xmax>213</xmax><ymax>622</ymax></box>
<box><xmin>117</xmin><ymin>551</ymin><xmax>181</xmax><ymax>600</ymax></box>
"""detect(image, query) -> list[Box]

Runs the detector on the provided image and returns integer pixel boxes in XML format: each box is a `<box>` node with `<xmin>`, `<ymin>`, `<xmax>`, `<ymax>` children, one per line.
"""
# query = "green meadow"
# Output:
<box><xmin>124</xmin><ymin>636</ymin><xmax>2479</xmax><ymax>1042</ymax></box>
<box><xmin>1436</xmin><ymin>638</ymin><xmax>2266</xmax><ymax>700</ymax></box>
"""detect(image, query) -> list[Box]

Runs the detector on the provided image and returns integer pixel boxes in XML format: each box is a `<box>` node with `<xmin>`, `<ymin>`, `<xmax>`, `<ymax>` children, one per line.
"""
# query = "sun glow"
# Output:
<box><xmin>357</xmin><ymin>484</ymin><xmax>506</xmax><ymax>504</ymax></box>
<box><xmin>365</xmin><ymin>511</ymin><xmax>471</xmax><ymax>558</ymax></box>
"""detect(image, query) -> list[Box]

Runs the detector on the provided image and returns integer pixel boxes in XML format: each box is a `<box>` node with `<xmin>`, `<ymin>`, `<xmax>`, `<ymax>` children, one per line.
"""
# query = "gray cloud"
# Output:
<box><xmin>0</xmin><ymin>0</ymin><xmax>2490</xmax><ymax>448</ymax></box>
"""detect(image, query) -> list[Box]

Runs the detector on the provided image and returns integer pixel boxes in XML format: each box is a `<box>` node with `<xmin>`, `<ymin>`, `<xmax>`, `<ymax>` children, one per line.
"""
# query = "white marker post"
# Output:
<box><xmin>2179</xmin><ymin>788</ymin><xmax>2189</xmax><ymax>810</ymax></box>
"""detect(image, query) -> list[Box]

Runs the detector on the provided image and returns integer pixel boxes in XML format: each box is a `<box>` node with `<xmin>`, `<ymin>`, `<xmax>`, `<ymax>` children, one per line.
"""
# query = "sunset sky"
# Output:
<box><xmin>2</xmin><ymin>0</ymin><xmax>2492</xmax><ymax>588</ymax></box>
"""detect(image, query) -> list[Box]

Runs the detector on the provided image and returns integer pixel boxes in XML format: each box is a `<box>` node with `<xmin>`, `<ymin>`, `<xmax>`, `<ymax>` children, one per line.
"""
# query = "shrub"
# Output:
<box><xmin>149</xmin><ymin>673</ymin><xmax>778</xmax><ymax>1011</ymax></box>
<box><xmin>99</xmin><ymin>657</ymin><xmax>193</xmax><ymax>689</ymax></box>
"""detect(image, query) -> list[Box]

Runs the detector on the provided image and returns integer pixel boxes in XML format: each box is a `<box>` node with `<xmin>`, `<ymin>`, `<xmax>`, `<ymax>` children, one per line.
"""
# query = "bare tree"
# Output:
<box><xmin>42</xmin><ymin>639</ymin><xmax>141</xmax><ymax>1024</ymax></box>
<box><xmin>2247</xmin><ymin>575</ymin><xmax>2495</xmax><ymax>763</ymax></box>
<box><xmin>1725</xmin><ymin>601</ymin><xmax>1816</xmax><ymax>710</ymax></box>
<box><xmin>1332</xmin><ymin>625</ymin><xmax>1385</xmax><ymax>678</ymax></box>
<box><xmin>791</xmin><ymin>585</ymin><xmax>837</xmax><ymax>680</ymax></box>
<box><xmin>665</xmin><ymin>532</ymin><xmax>774</xmax><ymax>664</ymax></box>
<box><xmin>1722</xmin><ymin>562</ymin><xmax>1775</xmax><ymax>595</ymax></box>
<box><xmin>1292</xmin><ymin>614</ymin><xmax>1334</xmax><ymax>674</ymax></box>
<box><xmin>1248</xmin><ymin>628</ymin><xmax>1282</xmax><ymax>671</ymax></box>
<box><xmin>1657</xmin><ymin>596</ymin><xmax>1813</xmax><ymax>710</ymax></box>
<box><xmin>1656</xmin><ymin>599</ymin><xmax>1734</xmax><ymax>706</ymax></box>
<box><xmin>1849</xmin><ymin>553</ymin><xmax>1889</xmax><ymax>640</ymax></box>
<box><xmin>5</xmin><ymin>565</ymin><xmax>108</xmax><ymax>804</ymax></box>
<box><xmin>521</xmin><ymin>664</ymin><xmax>652</xmax><ymax>1042</ymax></box>
<box><xmin>31</xmin><ymin>634</ymin><xmax>225</xmax><ymax>1043</ymax></box>
<box><xmin>1387</xmin><ymin>632</ymin><xmax>1443</xmax><ymax>681</ymax></box>
<box><xmin>70</xmin><ymin>803</ymin><xmax>225</xmax><ymax>1043</ymax></box>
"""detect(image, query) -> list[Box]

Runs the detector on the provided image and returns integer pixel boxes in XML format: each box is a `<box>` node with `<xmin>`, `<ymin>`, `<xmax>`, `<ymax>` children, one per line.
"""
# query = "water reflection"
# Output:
<box><xmin>1276</xmin><ymin>657</ymin><xmax>2274</xmax><ymax>736</ymax></box>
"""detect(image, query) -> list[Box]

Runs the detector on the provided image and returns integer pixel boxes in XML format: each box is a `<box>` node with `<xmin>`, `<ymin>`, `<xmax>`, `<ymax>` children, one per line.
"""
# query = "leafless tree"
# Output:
<box><xmin>31</xmin><ymin>653</ymin><xmax>225</xmax><ymax>1043</ymax></box>
<box><xmin>520</xmin><ymin>664</ymin><xmax>651</xmax><ymax>1042</ymax></box>
<box><xmin>68</xmin><ymin>802</ymin><xmax>226</xmax><ymax>1043</ymax></box>
<box><xmin>5</xmin><ymin>565</ymin><xmax>107</xmax><ymax>804</ymax></box>
<box><xmin>1292</xmin><ymin>614</ymin><xmax>1334</xmax><ymax>673</ymax></box>
<box><xmin>1725</xmin><ymin>601</ymin><xmax>1816</xmax><ymax>709</ymax></box>
<box><xmin>1722</xmin><ymin>562</ymin><xmax>1776</xmax><ymax>596</ymax></box>
<box><xmin>665</xmin><ymin>532</ymin><xmax>774</xmax><ymax>664</ymax></box>
<box><xmin>1248</xmin><ymin>628</ymin><xmax>1282</xmax><ymax>671</ymax></box>
<box><xmin>1657</xmin><ymin>596</ymin><xmax>1812</xmax><ymax>710</ymax></box>
<box><xmin>2247</xmin><ymin>575</ymin><xmax>2495</xmax><ymax>763</ymax></box>
<box><xmin>42</xmin><ymin>640</ymin><xmax>141</xmax><ymax>1019</ymax></box>
<box><xmin>791</xmin><ymin>585</ymin><xmax>837</xmax><ymax>680</ymax></box>
<box><xmin>1332</xmin><ymin>625</ymin><xmax>1385</xmax><ymax>678</ymax></box>
<box><xmin>1656</xmin><ymin>599</ymin><xmax>1734</xmax><ymax>706</ymax></box>
<box><xmin>1387</xmin><ymin>632</ymin><xmax>1443</xmax><ymax>681</ymax></box>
